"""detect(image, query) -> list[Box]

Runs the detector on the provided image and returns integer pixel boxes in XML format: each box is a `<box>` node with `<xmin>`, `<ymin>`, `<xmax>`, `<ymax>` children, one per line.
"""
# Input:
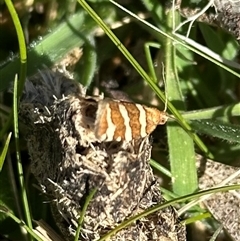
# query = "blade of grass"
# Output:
<box><xmin>0</xmin><ymin>11</ymin><xmax>98</xmax><ymax>92</ymax></box>
<box><xmin>209</xmin><ymin>225</ymin><xmax>224</xmax><ymax>241</ymax></box>
<box><xmin>4</xmin><ymin>0</ymin><xmax>27</xmax><ymax>96</ymax></box>
<box><xmin>144</xmin><ymin>33</ymin><xmax>198</xmax><ymax>194</ymax></box>
<box><xmin>77</xmin><ymin>0</ymin><xmax>213</xmax><ymax>159</ymax></box>
<box><xmin>184</xmin><ymin>212</ymin><xmax>211</xmax><ymax>225</ymax></box>
<box><xmin>0</xmin><ymin>205</ymin><xmax>44</xmax><ymax>241</ymax></box>
<box><xmin>190</xmin><ymin>120</ymin><xmax>240</xmax><ymax>143</ymax></box>
<box><xmin>181</xmin><ymin>103</ymin><xmax>240</xmax><ymax>120</ymax></box>
<box><xmin>74</xmin><ymin>188</ymin><xmax>97</xmax><ymax>241</ymax></box>
<box><xmin>0</xmin><ymin>132</ymin><xmax>12</xmax><ymax>171</ymax></box>
<box><xmin>98</xmin><ymin>184</ymin><xmax>240</xmax><ymax>241</ymax></box>
<box><xmin>150</xmin><ymin>159</ymin><xmax>172</xmax><ymax>178</ymax></box>
<box><xmin>77</xmin><ymin>36</ymin><xmax>97</xmax><ymax>87</ymax></box>
<box><xmin>1</xmin><ymin>0</ymin><xmax>28</xmax><ymax>145</ymax></box>
<box><xmin>13</xmin><ymin>76</ymin><xmax>33</xmax><ymax>240</ymax></box>
<box><xmin>144</xmin><ymin>42</ymin><xmax>160</xmax><ymax>83</ymax></box>
<box><xmin>164</xmin><ymin>8</ymin><xmax>198</xmax><ymax>195</ymax></box>
<box><xmin>179</xmin><ymin>168</ymin><xmax>240</xmax><ymax>216</ymax></box>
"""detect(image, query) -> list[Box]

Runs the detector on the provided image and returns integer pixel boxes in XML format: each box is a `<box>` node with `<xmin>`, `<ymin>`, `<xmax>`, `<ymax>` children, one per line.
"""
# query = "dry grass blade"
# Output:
<box><xmin>34</xmin><ymin>220</ymin><xmax>65</xmax><ymax>241</ymax></box>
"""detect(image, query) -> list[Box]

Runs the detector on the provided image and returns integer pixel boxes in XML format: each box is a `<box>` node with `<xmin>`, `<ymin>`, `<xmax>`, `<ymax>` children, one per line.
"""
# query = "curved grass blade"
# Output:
<box><xmin>1</xmin><ymin>0</ymin><xmax>27</xmax><ymax>142</ymax></box>
<box><xmin>0</xmin><ymin>205</ymin><xmax>44</xmax><ymax>241</ymax></box>
<box><xmin>98</xmin><ymin>184</ymin><xmax>240</xmax><ymax>241</ymax></box>
<box><xmin>4</xmin><ymin>0</ymin><xmax>27</xmax><ymax>96</ymax></box>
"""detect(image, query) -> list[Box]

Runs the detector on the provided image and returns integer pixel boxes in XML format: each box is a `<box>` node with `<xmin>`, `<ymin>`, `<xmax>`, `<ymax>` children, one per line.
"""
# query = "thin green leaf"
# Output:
<box><xmin>74</xmin><ymin>188</ymin><xmax>97</xmax><ymax>241</ymax></box>
<box><xmin>184</xmin><ymin>212</ymin><xmax>211</xmax><ymax>225</ymax></box>
<box><xmin>4</xmin><ymin>0</ymin><xmax>27</xmax><ymax>96</ymax></box>
<box><xmin>0</xmin><ymin>205</ymin><xmax>44</xmax><ymax>241</ymax></box>
<box><xmin>0</xmin><ymin>11</ymin><xmax>98</xmax><ymax>92</ymax></box>
<box><xmin>77</xmin><ymin>36</ymin><xmax>97</xmax><ymax>87</ymax></box>
<box><xmin>13</xmin><ymin>75</ymin><xmax>33</xmax><ymax>238</ymax></box>
<box><xmin>98</xmin><ymin>184</ymin><xmax>240</xmax><ymax>241</ymax></box>
<box><xmin>150</xmin><ymin>159</ymin><xmax>172</xmax><ymax>178</ymax></box>
<box><xmin>1</xmin><ymin>0</ymin><xmax>27</xmax><ymax>143</ymax></box>
<box><xmin>0</xmin><ymin>132</ymin><xmax>12</xmax><ymax>172</ymax></box>
<box><xmin>191</xmin><ymin>120</ymin><xmax>240</xmax><ymax>143</ymax></box>
<box><xmin>144</xmin><ymin>39</ymin><xmax>198</xmax><ymax>194</ymax></box>
<box><xmin>144</xmin><ymin>42</ymin><xmax>160</xmax><ymax>83</ymax></box>
<box><xmin>163</xmin><ymin>7</ymin><xmax>197</xmax><ymax>195</ymax></box>
<box><xmin>181</xmin><ymin>103</ymin><xmax>240</xmax><ymax>120</ymax></box>
<box><xmin>209</xmin><ymin>225</ymin><xmax>224</xmax><ymax>241</ymax></box>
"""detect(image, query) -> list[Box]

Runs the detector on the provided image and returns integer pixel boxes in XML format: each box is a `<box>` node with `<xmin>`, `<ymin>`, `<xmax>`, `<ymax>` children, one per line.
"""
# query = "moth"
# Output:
<box><xmin>93</xmin><ymin>98</ymin><xmax>168</xmax><ymax>142</ymax></box>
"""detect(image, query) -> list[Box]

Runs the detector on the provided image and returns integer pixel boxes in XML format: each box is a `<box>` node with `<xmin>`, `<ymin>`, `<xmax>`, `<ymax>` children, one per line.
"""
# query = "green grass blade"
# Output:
<box><xmin>209</xmin><ymin>225</ymin><xmax>224</xmax><ymax>241</ymax></box>
<box><xmin>184</xmin><ymin>212</ymin><xmax>211</xmax><ymax>225</ymax></box>
<box><xmin>77</xmin><ymin>36</ymin><xmax>97</xmax><ymax>87</ymax></box>
<box><xmin>150</xmin><ymin>159</ymin><xmax>172</xmax><ymax>178</ymax></box>
<box><xmin>13</xmin><ymin>76</ymin><xmax>33</xmax><ymax>240</ymax></box>
<box><xmin>163</xmin><ymin>8</ymin><xmax>197</xmax><ymax>195</ymax></box>
<box><xmin>4</xmin><ymin>0</ymin><xmax>27</xmax><ymax>96</ymax></box>
<box><xmin>1</xmin><ymin>0</ymin><xmax>28</xmax><ymax>142</ymax></box>
<box><xmin>144</xmin><ymin>42</ymin><xmax>161</xmax><ymax>83</ymax></box>
<box><xmin>191</xmin><ymin>120</ymin><xmax>240</xmax><ymax>143</ymax></box>
<box><xmin>98</xmin><ymin>184</ymin><xmax>240</xmax><ymax>241</ymax></box>
<box><xmin>0</xmin><ymin>205</ymin><xmax>44</xmax><ymax>241</ymax></box>
<box><xmin>74</xmin><ymin>188</ymin><xmax>97</xmax><ymax>241</ymax></box>
<box><xmin>0</xmin><ymin>132</ymin><xmax>12</xmax><ymax>172</ymax></box>
<box><xmin>0</xmin><ymin>11</ymin><xmax>98</xmax><ymax>92</ymax></box>
<box><xmin>181</xmin><ymin>103</ymin><xmax>240</xmax><ymax>120</ymax></box>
